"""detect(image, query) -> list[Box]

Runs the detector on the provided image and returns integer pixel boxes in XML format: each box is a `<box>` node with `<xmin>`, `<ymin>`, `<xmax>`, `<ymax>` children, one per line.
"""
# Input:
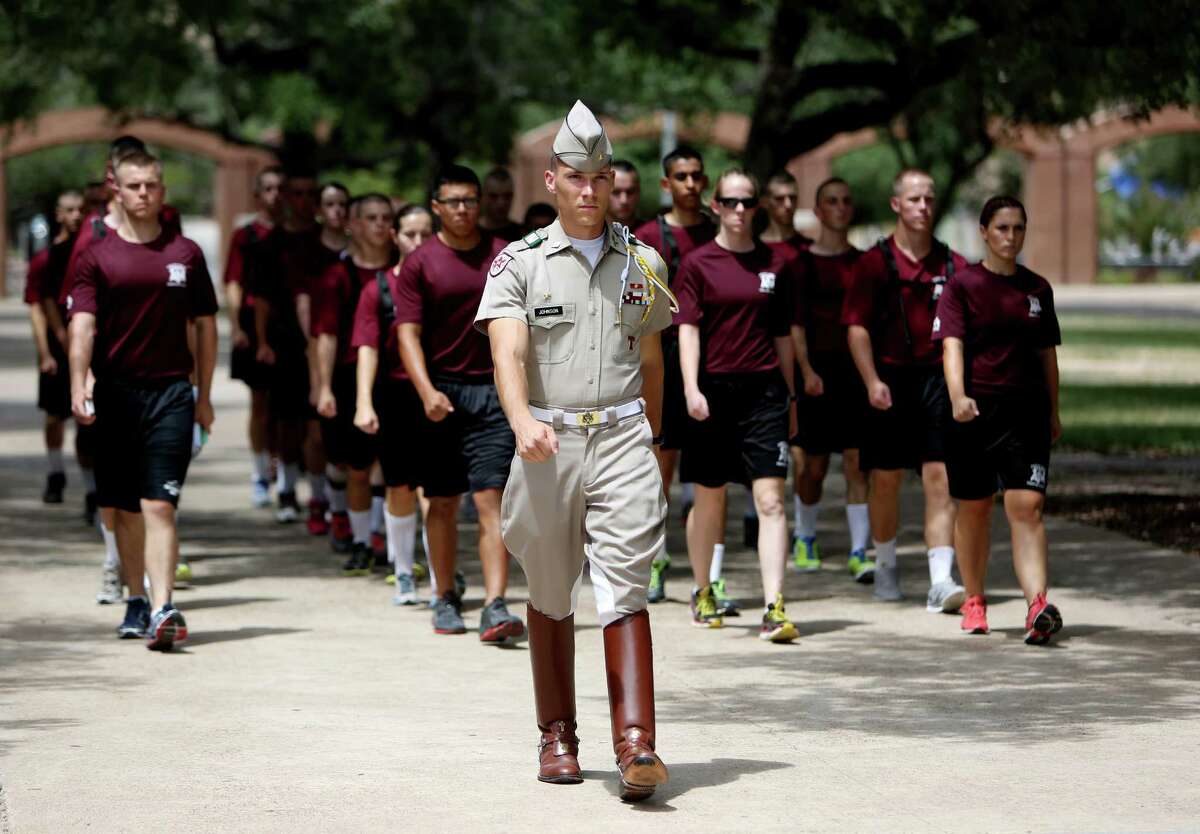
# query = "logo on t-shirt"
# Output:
<box><xmin>1027</xmin><ymin>463</ymin><xmax>1047</xmax><ymax>489</ymax></box>
<box><xmin>166</xmin><ymin>263</ymin><xmax>188</xmax><ymax>288</ymax></box>
<box><xmin>932</xmin><ymin>316</ymin><xmax>941</xmax><ymax>333</ymax></box>
<box><xmin>757</xmin><ymin>272</ymin><xmax>776</xmax><ymax>294</ymax></box>
<box><xmin>932</xmin><ymin>276</ymin><xmax>947</xmax><ymax>300</ymax></box>
<box><xmin>1027</xmin><ymin>295</ymin><xmax>1042</xmax><ymax>317</ymax></box>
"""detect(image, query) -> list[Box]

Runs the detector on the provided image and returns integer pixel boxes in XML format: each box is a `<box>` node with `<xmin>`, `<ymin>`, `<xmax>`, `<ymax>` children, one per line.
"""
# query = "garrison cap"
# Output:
<box><xmin>552</xmin><ymin>100</ymin><xmax>613</xmax><ymax>173</ymax></box>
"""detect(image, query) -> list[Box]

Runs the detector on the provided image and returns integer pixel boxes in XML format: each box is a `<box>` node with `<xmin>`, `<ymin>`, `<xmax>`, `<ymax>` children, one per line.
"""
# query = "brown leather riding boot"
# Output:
<box><xmin>528</xmin><ymin>605</ymin><xmax>582</xmax><ymax>784</ymax></box>
<box><xmin>603</xmin><ymin>609</ymin><xmax>669</xmax><ymax>801</ymax></box>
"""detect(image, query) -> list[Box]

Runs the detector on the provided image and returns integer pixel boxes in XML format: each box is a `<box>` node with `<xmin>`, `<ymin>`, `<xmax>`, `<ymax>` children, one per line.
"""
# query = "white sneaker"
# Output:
<box><xmin>95</xmin><ymin>565</ymin><xmax>123</xmax><ymax>605</ymax></box>
<box><xmin>392</xmin><ymin>573</ymin><xmax>418</xmax><ymax>606</ymax></box>
<box><xmin>872</xmin><ymin>563</ymin><xmax>904</xmax><ymax>601</ymax></box>
<box><xmin>926</xmin><ymin>579</ymin><xmax>966</xmax><ymax>613</ymax></box>
<box><xmin>251</xmin><ymin>478</ymin><xmax>271</xmax><ymax>509</ymax></box>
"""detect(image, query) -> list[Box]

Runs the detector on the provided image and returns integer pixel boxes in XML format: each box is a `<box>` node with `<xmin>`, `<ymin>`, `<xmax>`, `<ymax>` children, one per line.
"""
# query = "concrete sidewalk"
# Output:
<box><xmin>1</xmin><ymin>302</ymin><xmax>1198</xmax><ymax>833</ymax></box>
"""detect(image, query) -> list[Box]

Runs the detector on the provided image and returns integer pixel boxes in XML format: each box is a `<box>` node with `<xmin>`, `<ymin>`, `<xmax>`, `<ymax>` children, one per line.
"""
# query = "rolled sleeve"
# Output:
<box><xmin>67</xmin><ymin>249</ymin><xmax>100</xmax><ymax>318</ymax></box>
<box><xmin>672</xmin><ymin>256</ymin><xmax>702</xmax><ymax>327</ymax></box>
<box><xmin>393</xmin><ymin>254</ymin><xmax>426</xmax><ymax>327</ymax></box>
<box><xmin>352</xmin><ymin>279</ymin><xmax>382</xmax><ymax>350</ymax></box>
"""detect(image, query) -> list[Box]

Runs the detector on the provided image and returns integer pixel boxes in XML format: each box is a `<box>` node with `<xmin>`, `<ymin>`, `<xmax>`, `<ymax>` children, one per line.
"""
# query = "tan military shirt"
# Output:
<box><xmin>475</xmin><ymin>218</ymin><xmax>673</xmax><ymax>410</ymax></box>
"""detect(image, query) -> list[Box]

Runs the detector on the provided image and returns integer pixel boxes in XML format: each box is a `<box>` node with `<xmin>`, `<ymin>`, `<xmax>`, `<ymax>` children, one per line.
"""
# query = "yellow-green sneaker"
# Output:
<box><xmin>690</xmin><ymin>585</ymin><xmax>724</xmax><ymax>628</ymax></box>
<box><xmin>792</xmin><ymin>536</ymin><xmax>821</xmax><ymax>572</ymax></box>
<box><xmin>847</xmin><ymin>549</ymin><xmax>875</xmax><ymax>584</ymax></box>
<box><xmin>711</xmin><ymin>577</ymin><xmax>740</xmax><ymax>616</ymax></box>
<box><xmin>648</xmin><ymin>556</ymin><xmax>670</xmax><ymax>603</ymax></box>
<box><xmin>759</xmin><ymin>594</ymin><xmax>799</xmax><ymax>643</ymax></box>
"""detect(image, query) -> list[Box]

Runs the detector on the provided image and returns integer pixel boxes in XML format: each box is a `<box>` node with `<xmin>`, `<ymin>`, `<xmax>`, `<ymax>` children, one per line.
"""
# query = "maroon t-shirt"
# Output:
<box><xmin>674</xmin><ymin>240</ymin><xmax>794</xmax><ymax>375</ymax></box>
<box><xmin>283</xmin><ymin>229</ymin><xmax>342</xmax><ymax>301</ymax></box>
<box><xmin>60</xmin><ymin>206</ymin><xmax>182</xmax><ymax>308</ymax></box>
<box><xmin>795</xmin><ymin>248</ymin><xmax>863</xmax><ymax>355</ymax></box>
<box><xmin>24</xmin><ymin>247</ymin><xmax>49</xmax><ymax>305</ymax></box>
<box><xmin>634</xmin><ymin>216</ymin><xmax>716</xmax><ymax>282</ymax></box>
<box><xmin>933</xmin><ymin>263</ymin><xmax>1061</xmax><ymax>396</ymax></box>
<box><xmin>841</xmin><ymin>236</ymin><xmax>968</xmax><ymax>367</ymax></box>
<box><xmin>37</xmin><ymin>237</ymin><xmax>76</xmax><ymax>315</ymax></box>
<box><xmin>394</xmin><ymin>235</ymin><xmax>504</xmax><ymax>379</ymax></box>
<box><xmin>351</xmin><ymin>265</ymin><xmax>407</xmax><ymax>381</ymax></box>
<box><xmin>223</xmin><ymin>220</ymin><xmax>273</xmax><ymax>294</ymax></box>
<box><xmin>313</xmin><ymin>256</ymin><xmax>380</xmax><ymax>366</ymax></box>
<box><xmin>764</xmin><ymin>234</ymin><xmax>812</xmax><ymax>266</ymax></box>
<box><xmin>68</xmin><ymin>228</ymin><xmax>217</xmax><ymax>383</ymax></box>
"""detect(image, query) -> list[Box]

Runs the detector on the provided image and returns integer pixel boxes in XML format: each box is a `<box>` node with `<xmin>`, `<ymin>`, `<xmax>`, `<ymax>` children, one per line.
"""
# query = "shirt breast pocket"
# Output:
<box><xmin>528</xmin><ymin>303</ymin><xmax>576</xmax><ymax>364</ymax></box>
<box><xmin>614</xmin><ymin>303</ymin><xmax>648</xmax><ymax>364</ymax></box>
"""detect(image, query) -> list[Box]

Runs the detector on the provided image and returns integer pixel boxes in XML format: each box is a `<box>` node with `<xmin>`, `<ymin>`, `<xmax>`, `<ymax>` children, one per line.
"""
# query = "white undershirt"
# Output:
<box><xmin>567</xmin><ymin>234</ymin><xmax>605</xmax><ymax>271</ymax></box>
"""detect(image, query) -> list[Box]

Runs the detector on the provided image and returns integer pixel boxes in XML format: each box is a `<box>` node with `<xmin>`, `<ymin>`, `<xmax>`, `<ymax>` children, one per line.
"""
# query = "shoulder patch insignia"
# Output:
<box><xmin>489</xmin><ymin>252</ymin><xmax>513</xmax><ymax>277</ymax></box>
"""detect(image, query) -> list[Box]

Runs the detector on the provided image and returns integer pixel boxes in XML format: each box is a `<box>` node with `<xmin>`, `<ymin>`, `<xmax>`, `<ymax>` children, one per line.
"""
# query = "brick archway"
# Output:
<box><xmin>1</xmin><ymin>107</ymin><xmax>276</xmax><ymax>293</ymax></box>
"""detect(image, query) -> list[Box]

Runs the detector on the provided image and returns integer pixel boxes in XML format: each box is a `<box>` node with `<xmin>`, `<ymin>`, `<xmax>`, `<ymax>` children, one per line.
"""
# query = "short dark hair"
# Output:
<box><xmin>814</xmin><ymin>176</ymin><xmax>849</xmax><ymax>204</ymax></box>
<box><xmin>484</xmin><ymin>167</ymin><xmax>513</xmax><ymax>185</ymax></box>
<box><xmin>393</xmin><ymin>203</ymin><xmax>432</xmax><ymax>231</ymax></box>
<box><xmin>766</xmin><ymin>171</ymin><xmax>797</xmax><ymax>191</ymax></box>
<box><xmin>713</xmin><ymin>167</ymin><xmax>759</xmax><ymax>200</ymax></box>
<box><xmin>979</xmin><ymin>195</ymin><xmax>1027</xmax><ymax>228</ymax></box>
<box><xmin>349</xmin><ymin>192</ymin><xmax>393</xmax><ymax>218</ymax></box>
<box><xmin>523</xmin><ymin>202</ymin><xmax>557</xmax><ymax>228</ymax></box>
<box><xmin>432</xmin><ymin>164</ymin><xmax>481</xmax><ymax>197</ymax></box>
<box><xmin>320</xmin><ymin>181</ymin><xmax>350</xmax><ymax>201</ymax></box>
<box><xmin>892</xmin><ymin>168</ymin><xmax>934</xmax><ymax>195</ymax></box>
<box><xmin>114</xmin><ymin>150</ymin><xmax>161</xmax><ymax>182</ymax></box>
<box><xmin>108</xmin><ymin>135</ymin><xmax>146</xmax><ymax>166</ymax></box>
<box><xmin>612</xmin><ymin>160</ymin><xmax>639</xmax><ymax>178</ymax></box>
<box><xmin>662</xmin><ymin>145</ymin><xmax>704</xmax><ymax>176</ymax></box>
<box><xmin>255</xmin><ymin>165</ymin><xmax>286</xmax><ymax>192</ymax></box>
<box><xmin>57</xmin><ymin>188</ymin><xmax>84</xmax><ymax>203</ymax></box>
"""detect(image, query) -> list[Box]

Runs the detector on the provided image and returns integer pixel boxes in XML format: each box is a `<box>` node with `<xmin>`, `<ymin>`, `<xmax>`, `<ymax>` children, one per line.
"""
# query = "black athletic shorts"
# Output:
<box><xmin>946</xmin><ymin>391</ymin><xmax>1051</xmax><ymax>500</ymax></box>
<box><xmin>415</xmin><ymin>377</ymin><xmax>514</xmax><ymax>498</ymax></box>
<box><xmin>376</xmin><ymin>379</ymin><xmax>422</xmax><ymax>489</ymax></box>
<box><xmin>320</xmin><ymin>364</ymin><xmax>377</xmax><ymax>471</ymax></box>
<box><xmin>268</xmin><ymin>352</ymin><xmax>311</xmax><ymax>421</ymax></box>
<box><xmin>658</xmin><ymin>335</ymin><xmax>689</xmax><ymax>451</ymax></box>
<box><xmin>37</xmin><ymin>338</ymin><xmax>71</xmax><ymax>419</ymax></box>
<box><xmin>229</xmin><ymin>305</ymin><xmax>270</xmax><ymax>390</ymax></box>
<box><xmin>75</xmin><ymin>420</ymin><xmax>97</xmax><ymax>458</ymax></box>
<box><xmin>791</xmin><ymin>351</ymin><xmax>868</xmax><ymax>455</ymax></box>
<box><xmin>679</xmin><ymin>370</ymin><xmax>791</xmax><ymax>488</ymax></box>
<box><xmin>93</xmin><ymin>377</ymin><xmax>194</xmax><ymax>512</ymax></box>
<box><xmin>859</xmin><ymin>364</ymin><xmax>948</xmax><ymax>472</ymax></box>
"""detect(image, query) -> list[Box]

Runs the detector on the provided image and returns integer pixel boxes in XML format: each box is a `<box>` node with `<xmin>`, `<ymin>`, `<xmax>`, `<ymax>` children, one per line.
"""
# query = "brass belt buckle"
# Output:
<box><xmin>578</xmin><ymin>410</ymin><xmax>599</xmax><ymax>427</ymax></box>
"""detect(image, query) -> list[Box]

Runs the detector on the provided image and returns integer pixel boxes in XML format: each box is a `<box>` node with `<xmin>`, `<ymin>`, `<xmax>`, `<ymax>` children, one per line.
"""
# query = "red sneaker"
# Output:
<box><xmin>329</xmin><ymin>512</ymin><xmax>353</xmax><ymax>554</ymax></box>
<box><xmin>371</xmin><ymin>532</ymin><xmax>387</xmax><ymax>562</ymax></box>
<box><xmin>960</xmin><ymin>594</ymin><xmax>989</xmax><ymax>634</ymax></box>
<box><xmin>1024</xmin><ymin>592</ymin><xmax>1063</xmax><ymax>646</ymax></box>
<box><xmin>306</xmin><ymin>500</ymin><xmax>329</xmax><ymax>536</ymax></box>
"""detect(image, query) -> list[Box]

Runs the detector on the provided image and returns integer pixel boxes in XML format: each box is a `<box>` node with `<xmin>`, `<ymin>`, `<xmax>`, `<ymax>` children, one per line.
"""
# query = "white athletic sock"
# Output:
<box><xmin>307</xmin><ymin>473</ymin><xmax>327</xmax><ymax>505</ymax></box>
<box><xmin>47</xmin><ymin>448</ymin><xmax>64</xmax><ymax>474</ymax></box>
<box><xmin>370</xmin><ymin>491</ymin><xmax>385</xmax><ymax>534</ymax></box>
<box><xmin>709</xmin><ymin>543</ymin><xmax>725</xmax><ymax>583</ymax></box>
<box><xmin>326</xmin><ymin>480</ymin><xmax>348</xmax><ymax>514</ymax></box>
<box><xmin>100</xmin><ymin>522</ymin><xmax>119</xmax><ymax>570</ymax></box>
<box><xmin>348</xmin><ymin>510</ymin><xmax>371</xmax><ymax>545</ymax></box>
<box><xmin>251</xmin><ymin>451</ymin><xmax>271</xmax><ymax>482</ymax></box>
<box><xmin>796</xmin><ymin>500</ymin><xmax>819</xmax><ymax>540</ymax></box>
<box><xmin>80</xmin><ymin>466</ymin><xmax>97</xmax><ymax>493</ymax></box>
<box><xmin>386</xmin><ymin>511</ymin><xmax>417</xmax><ymax>574</ymax></box>
<box><xmin>846</xmin><ymin>503</ymin><xmax>870</xmax><ymax>552</ymax></box>
<box><xmin>874</xmin><ymin>538</ymin><xmax>898</xmax><ymax>569</ymax></box>
<box><xmin>928</xmin><ymin>546</ymin><xmax>955</xmax><ymax>586</ymax></box>
<box><xmin>793</xmin><ymin>494</ymin><xmax>802</xmax><ymax>530</ymax></box>
<box><xmin>277</xmin><ymin>463</ymin><xmax>300</xmax><ymax>495</ymax></box>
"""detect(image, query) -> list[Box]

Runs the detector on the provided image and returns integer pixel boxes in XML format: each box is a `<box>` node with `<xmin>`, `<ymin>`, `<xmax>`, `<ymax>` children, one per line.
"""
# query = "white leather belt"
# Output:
<box><xmin>529</xmin><ymin>399</ymin><xmax>644</xmax><ymax>429</ymax></box>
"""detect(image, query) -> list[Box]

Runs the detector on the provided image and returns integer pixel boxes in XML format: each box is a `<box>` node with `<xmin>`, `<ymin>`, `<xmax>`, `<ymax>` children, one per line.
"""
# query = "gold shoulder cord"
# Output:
<box><xmin>633</xmin><ymin>253</ymin><xmax>679</xmax><ymax>324</ymax></box>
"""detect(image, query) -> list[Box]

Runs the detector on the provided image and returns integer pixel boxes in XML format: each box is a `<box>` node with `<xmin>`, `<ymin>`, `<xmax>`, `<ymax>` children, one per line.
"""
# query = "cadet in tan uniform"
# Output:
<box><xmin>476</xmin><ymin>101</ymin><xmax>674</xmax><ymax>802</ymax></box>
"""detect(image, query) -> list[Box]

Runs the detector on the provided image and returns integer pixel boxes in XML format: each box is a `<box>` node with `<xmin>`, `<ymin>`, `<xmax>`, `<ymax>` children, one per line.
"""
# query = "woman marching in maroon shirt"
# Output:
<box><xmin>934</xmin><ymin>196</ymin><xmax>1064</xmax><ymax>644</ymax></box>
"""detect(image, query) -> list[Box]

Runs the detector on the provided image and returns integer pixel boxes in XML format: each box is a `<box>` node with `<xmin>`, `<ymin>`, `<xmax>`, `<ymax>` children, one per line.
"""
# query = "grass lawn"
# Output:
<box><xmin>1058</xmin><ymin>314</ymin><xmax>1200</xmax><ymax>454</ymax></box>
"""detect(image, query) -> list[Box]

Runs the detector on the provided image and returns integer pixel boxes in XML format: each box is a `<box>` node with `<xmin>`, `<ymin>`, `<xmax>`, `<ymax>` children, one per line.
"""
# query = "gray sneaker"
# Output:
<box><xmin>872</xmin><ymin>563</ymin><xmax>904</xmax><ymax>601</ymax></box>
<box><xmin>96</xmin><ymin>565</ymin><xmax>123</xmax><ymax>605</ymax></box>
<box><xmin>431</xmin><ymin>594</ymin><xmax>466</xmax><ymax>634</ymax></box>
<box><xmin>926</xmin><ymin>579</ymin><xmax>966</xmax><ymax>613</ymax></box>
<box><xmin>479</xmin><ymin>597</ymin><xmax>526</xmax><ymax>644</ymax></box>
<box><xmin>392</xmin><ymin>573</ymin><xmax>418</xmax><ymax>606</ymax></box>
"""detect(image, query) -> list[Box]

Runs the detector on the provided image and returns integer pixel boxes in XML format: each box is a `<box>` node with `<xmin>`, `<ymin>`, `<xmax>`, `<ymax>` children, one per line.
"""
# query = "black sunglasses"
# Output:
<box><xmin>715</xmin><ymin>197</ymin><xmax>758</xmax><ymax>210</ymax></box>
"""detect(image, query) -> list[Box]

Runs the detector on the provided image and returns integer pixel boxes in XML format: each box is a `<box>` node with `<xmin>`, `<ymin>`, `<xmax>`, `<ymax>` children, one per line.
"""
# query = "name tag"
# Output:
<box><xmin>534</xmin><ymin>305</ymin><xmax>564</xmax><ymax>318</ymax></box>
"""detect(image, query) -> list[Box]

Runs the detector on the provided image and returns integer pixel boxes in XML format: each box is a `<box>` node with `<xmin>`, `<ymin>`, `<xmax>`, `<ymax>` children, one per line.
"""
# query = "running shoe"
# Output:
<box><xmin>84</xmin><ymin>491</ymin><xmax>98</xmax><ymax>526</ymax></box>
<box><xmin>251</xmin><ymin>478</ymin><xmax>271</xmax><ymax>509</ymax></box>
<box><xmin>847</xmin><ymin>549</ymin><xmax>875</xmax><ymax>584</ymax></box>
<box><xmin>146</xmin><ymin>603</ymin><xmax>188</xmax><ymax>652</ymax></box>
<box><xmin>96</xmin><ymin>565</ymin><xmax>123</xmax><ymax>605</ymax></box>
<box><xmin>961</xmin><ymin>594</ymin><xmax>989</xmax><ymax>634</ymax></box>
<box><xmin>432</xmin><ymin>593</ymin><xmax>467</xmax><ymax>634</ymax></box>
<box><xmin>926</xmin><ymin>579</ymin><xmax>966</xmax><ymax>614</ymax></box>
<box><xmin>306</xmin><ymin>500</ymin><xmax>329</xmax><ymax>536</ymax></box>
<box><xmin>117</xmin><ymin>596</ymin><xmax>150</xmax><ymax>639</ymax></box>
<box><xmin>690</xmin><ymin>585</ymin><xmax>723</xmax><ymax>629</ymax></box>
<box><xmin>371</xmin><ymin>532</ymin><xmax>387</xmax><ymax>565</ymax></box>
<box><xmin>174</xmin><ymin>561</ymin><xmax>193</xmax><ymax>588</ymax></box>
<box><xmin>275</xmin><ymin>491</ymin><xmax>300</xmax><ymax>523</ymax></box>
<box><xmin>872</xmin><ymin>563</ymin><xmax>904</xmax><ymax>601</ymax></box>
<box><xmin>341</xmin><ymin>543</ymin><xmax>374</xmax><ymax>576</ymax></box>
<box><xmin>792</xmin><ymin>535</ymin><xmax>821</xmax><ymax>572</ymax></box>
<box><xmin>759</xmin><ymin>594</ymin><xmax>799</xmax><ymax>643</ymax></box>
<box><xmin>392</xmin><ymin>573</ymin><xmax>418</xmax><ymax>606</ymax></box>
<box><xmin>329</xmin><ymin>512</ymin><xmax>353</xmax><ymax>553</ymax></box>
<box><xmin>479</xmin><ymin>597</ymin><xmax>527</xmax><ymax>644</ymax></box>
<box><xmin>711</xmin><ymin>577</ymin><xmax>740</xmax><ymax>616</ymax></box>
<box><xmin>412</xmin><ymin>560</ymin><xmax>428</xmax><ymax>582</ymax></box>
<box><xmin>647</xmin><ymin>556</ymin><xmax>669</xmax><ymax>603</ymax></box>
<box><xmin>1024</xmin><ymin>592</ymin><xmax>1063</xmax><ymax>646</ymax></box>
<box><xmin>42</xmin><ymin>472</ymin><xmax>66</xmax><ymax>504</ymax></box>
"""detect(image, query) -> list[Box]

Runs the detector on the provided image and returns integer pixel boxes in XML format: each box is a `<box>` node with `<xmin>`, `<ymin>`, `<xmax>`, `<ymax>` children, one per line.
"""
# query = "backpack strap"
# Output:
<box><xmin>657</xmin><ymin>215</ymin><xmax>682</xmax><ymax>281</ymax></box>
<box><xmin>376</xmin><ymin>270</ymin><xmax>396</xmax><ymax>328</ymax></box>
<box><xmin>91</xmin><ymin>216</ymin><xmax>107</xmax><ymax>240</ymax></box>
<box><xmin>877</xmin><ymin>238</ymin><xmax>914</xmax><ymax>359</ymax></box>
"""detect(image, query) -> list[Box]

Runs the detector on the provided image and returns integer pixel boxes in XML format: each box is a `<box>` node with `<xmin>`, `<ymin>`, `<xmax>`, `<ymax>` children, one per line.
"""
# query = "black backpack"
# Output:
<box><xmin>876</xmin><ymin>237</ymin><xmax>956</xmax><ymax>357</ymax></box>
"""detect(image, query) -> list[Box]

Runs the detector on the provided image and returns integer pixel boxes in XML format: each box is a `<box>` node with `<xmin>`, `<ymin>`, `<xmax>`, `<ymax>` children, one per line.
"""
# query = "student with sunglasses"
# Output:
<box><xmin>674</xmin><ymin>168</ymin><xmax>800</xmax><ymax>642</ymax></box>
